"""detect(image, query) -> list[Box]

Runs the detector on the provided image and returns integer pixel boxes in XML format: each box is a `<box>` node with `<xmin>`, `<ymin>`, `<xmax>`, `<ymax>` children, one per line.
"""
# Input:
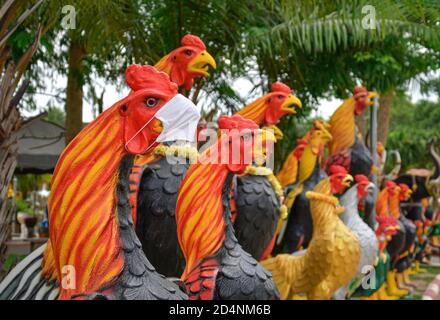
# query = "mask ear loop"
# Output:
<box><xmin>125</xmin><ymin>115</ymin><xmax>157</xmax><ymax>153</ymax></box>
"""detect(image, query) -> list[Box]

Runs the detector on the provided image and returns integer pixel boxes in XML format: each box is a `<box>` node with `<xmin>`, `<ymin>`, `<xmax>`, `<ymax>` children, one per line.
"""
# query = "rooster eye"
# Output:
<box><xmin>145</xmin><ymin>97</ymin><xmax>159</xmax><ymax>108</ymax></box>
<box><xmin>278</xmin><ymin>95</ymin><xmax>284</xmax><ymax>100</ymax></box>
<box><xmin>185</xmin><ymin>49</ymin><xmax>193</xmax><ymax>56</ymax></box>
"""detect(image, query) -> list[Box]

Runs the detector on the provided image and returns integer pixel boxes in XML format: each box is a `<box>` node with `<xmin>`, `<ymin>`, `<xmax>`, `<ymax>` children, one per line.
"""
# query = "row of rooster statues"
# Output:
<box><xmin>0</xmin><ymin>34</ymin><xmax>439</xmax><ymax>300</ymax></box>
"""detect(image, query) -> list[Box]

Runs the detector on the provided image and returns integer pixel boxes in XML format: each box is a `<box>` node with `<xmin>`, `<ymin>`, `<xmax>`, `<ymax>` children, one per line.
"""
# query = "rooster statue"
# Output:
<box><xmin>233</xmin><ymin>82</ymin><xmax>302</xmax><ymax>260</ymax></box>
<box><xmin>0</xmin><ymin>65</ymin><xmax>193</xmax><ymax>300</ymax></box>
<box><xmin>274</xmin><ymin>121</ymin><xmax>332</xmax><ymax>253</ymax></box>
<box><xmin>130</xmin><ymin>35</ymin><xmax>216</xmax><ymax>278</ymax></box>
<box><xmin>277</xmin><ymin>137</ymin><xmax>309</xmax><ymax>189</ymax></box>
<box><xmin>352</xmin><ymin>214</ymin><xmax>399</xmax><ymax>300</ymax></box>
<box><xmin>385</xmin><ymin>182</ymin><xmax>410</xmax><ymax>297</ymax></box>
<box><xmin>333</xmin><ymin>175</ymin><xmax>378</xmax><ymax>300</ymax></box>
<box><xmin>395</xmin><ymin>137</ymin><xmax>440</xmax><ymax>273</ymax></box>
<box><xmin>262</xmin><ymin>165</ymin><xmax>359</xmax><ymax>300</ymax></box>
<box><xmin>394</xmin><ymin>183</ymin><xmax>417</xmax><ymax>291</ymax></box>
<box><xmin>154</xmin><ymin>34</ymin><xmax>216</xmax><ymax>91</ymax></box>
<box><xmin>374</xmin><ymin>180</ymin><xmax>408</xmax><ymax>299</ymax></box>
<box><xmin>326</xmin><ymin>86</ymin><xmax>378</xmax><ymax>177</ymax></box>
<box><xmin>175</xmin><ymin>115</ymin><xmax>279</xmax><ymax>300</ymax></box>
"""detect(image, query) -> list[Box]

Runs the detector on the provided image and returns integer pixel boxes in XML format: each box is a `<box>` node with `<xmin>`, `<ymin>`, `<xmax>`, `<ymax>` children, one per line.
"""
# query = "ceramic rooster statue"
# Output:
<box><xmin>386</xmin><ymin>182</ymin><xmax>411</xmax><ymax>297</ymax></box>
<box><xmin>394</xmin><ymin>183</ymin><xmax>417</xmax><ymax>291</ymax></box>
<box><xmin>262</xmin><ymin>165</ymin><xmax>359</xmax><ymax>300</ymax></box>
<box><xmin>375</xmin><ymin>181</ymin><xmax>408</xmax><ymax>298</ymax></box>
<box><xmin>333</xmin><ymin>175</ymin><xmax>378</xmax><ymax>299</ymax></box>
<box><xmin>352</xmin><ymin>213</ymin><xmax>399</xmax><ymax>300</ymax></box>
<box><xmin>130</xmin><ymin>35</ymin><xmax>216</xmax><ymax>278</ymax></box>
<box><xmin>277</xmin><ymin>137</ymin><xmax>309</xmax><ymax>189</ymax></box>
<box><xmin>274</xmin><ymin>121</ymin><xmax>332</xmax><ymax>253</ymax></box>
<box><xmin>395</xmin><ymin>137</ymin><xmax>440</xmax><ymax>273</ymax></box>
<box><xmin>0</xmin><ymin>65</ymin><xmax>193</xmax><ymax>300</ymax></box>
<box><xmin>233</xmin><ymin>82</ymin><xmax>302</xmax><ymax>260</ymax></box>
<box><xmin>154</xmin><ymin>34</ymin><xmax>216</xmax><ymax>91</ymax></box>
<box><xmin>176</xmin><ymin>115</ymin><xmax>279</xmax><ymax>300</ymax></box>
<box><xmin>326</xmin><ymin>86</ymin><xmax>378</xmax><ymax>177</ymax></box>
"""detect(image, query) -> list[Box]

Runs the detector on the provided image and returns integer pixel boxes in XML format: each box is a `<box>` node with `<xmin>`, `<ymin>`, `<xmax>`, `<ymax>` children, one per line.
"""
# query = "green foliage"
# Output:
<box><xmin>15</xmin><ymin>199</ymin><xmax>34</xmax><ymax>216</ymax></box>
<box><xmin>15</xmin><ymin>174</ymin><xmax>51</xmax><ymax>199</ymax></box>
<box><xmin>386</xmin><ymin>92</ymin><xmax>440</xmax><ymax>171</ymax></box>
<box><xmin>44</xmin><ymin>106</ymin><xmax>66</xmax><ymax>127</ymax></box>
<box><xmin>14</xmin><ymin>0</ymin><xmax>440</xmax><ymax>170</ymax></box>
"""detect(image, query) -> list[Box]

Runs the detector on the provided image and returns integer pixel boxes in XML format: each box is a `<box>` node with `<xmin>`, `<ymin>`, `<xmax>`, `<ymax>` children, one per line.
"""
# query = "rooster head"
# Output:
<box><xmin>376</xmin><ymin>215</ymin><xmax>398</xmax><ymax>240</ymax></box>
<box><xmin>236</xmin><ymin>82</ymin><xmax>301</xmax><ymax>127</ymax></box>
<box><xmin>353</xmin><ymin>86</ymin><xmax>378</xmax><ymax>115</ymax></box>
<box><xmin>385</xmin><ymin>180</ymin><xmax>398</xmax><ymax>197</ymax></box>
<box><xmin>218</xmin><ymin>115</ymin><xmax>264</xmax><ymax>173</ymax></box>
<box><xmin>122</xmin><ymin>64</ymin><xmax>178</xmax><ymax>154</ymax></box>
<box><xmin>309</xmin><ymin>124</ymin><xmax>332</xmax><ymax>156</ymax></box>
<box><xmin>329</xmin><ymin>165</ymin><xmax>353</xmax><ymax>194</ymax></box>
<box><xmin>398</xmin><ymin>183</ymin><xmax>413</xmax><ymax>201</ymax></box>
<box><xmin>154</xmin><ymin>34</ymin><xmax>216</xmax><ymax>91</ymax></box>
<box><xmin>355</xmin><ymin>175</ymin><xmax>371</xmax><ymax>200</ymax></box>
<box><xmin>313</xmin><ymin>119</ymin><xmax>331</xmax><ymax>132</ymax></box>
<box><xmin>264</xmin><ymin>82</ymin><xmax>302</xmax><ymax>125</ymax></box>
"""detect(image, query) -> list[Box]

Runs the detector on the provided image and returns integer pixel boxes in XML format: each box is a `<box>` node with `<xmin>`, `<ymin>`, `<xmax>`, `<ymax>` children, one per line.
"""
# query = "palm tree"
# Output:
<box><xmin>0</xmin><ymin>0</ymin><xmax>43</xmax><ymax>276</ymax></box>
<box><xmin>243</xmin><ymin>0</ymin><xmax>440</xmax><ymax>163</ymax></box>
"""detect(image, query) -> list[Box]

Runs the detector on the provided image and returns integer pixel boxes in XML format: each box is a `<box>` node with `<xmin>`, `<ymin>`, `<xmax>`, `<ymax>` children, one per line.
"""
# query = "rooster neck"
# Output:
<box><xmin>45</xmin><ymin>107</ymin><xmax>129</xmax><ymax>297</ymax></box>
<box><xmin>298</xmin><ymin>147</ymin><xmax>320</xmax><ymax>184</ymax></box>
<box><xmin>339</xmin><ymin>185</ymin><xmax>360</xmax><ymax>224</ymax></box>
<box><xmin>329</xmin><ymin>98</ymin><xmax>356</xmax><ymax>155</ymax></box>
<box><xmin>390</xmin><ymin>194</ymin><xmax>401</xmax><ymax>218</ymax></box>
<box><xmin>311</xmin><ymin>202</ymin><xmax>337</xmax><ymax>232</ymax></box>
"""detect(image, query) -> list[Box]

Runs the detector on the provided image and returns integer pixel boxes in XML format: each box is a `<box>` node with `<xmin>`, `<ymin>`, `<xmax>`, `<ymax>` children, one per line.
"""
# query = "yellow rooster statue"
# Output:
<box><xmin>262</xmin><ymin>165</ymin><xmax>360</xmax><ymax>300</ymax></box>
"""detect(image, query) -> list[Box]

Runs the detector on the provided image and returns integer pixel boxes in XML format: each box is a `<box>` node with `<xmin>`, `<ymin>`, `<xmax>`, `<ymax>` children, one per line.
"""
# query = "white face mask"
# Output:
<box><xmin>125</xmin><ymin>94</ymin><xmax>200</xmax><ymax>154</ymax></box>
<box><xmin>155</xmin><ymin>94</ymin><xmax>200</xmax><ymax>143</ymax></box>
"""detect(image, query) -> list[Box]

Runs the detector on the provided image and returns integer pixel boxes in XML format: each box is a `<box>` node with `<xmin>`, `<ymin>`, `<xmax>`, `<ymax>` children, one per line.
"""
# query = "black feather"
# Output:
<box><xmin>233</xmin><ymin>175</ymin><xmax>280</xmax><ymax>260</ymax></box>
<box><xmin>135</xmin><ymin>156</ymin><xmax>189</xmax><ymax>277</ymax></box>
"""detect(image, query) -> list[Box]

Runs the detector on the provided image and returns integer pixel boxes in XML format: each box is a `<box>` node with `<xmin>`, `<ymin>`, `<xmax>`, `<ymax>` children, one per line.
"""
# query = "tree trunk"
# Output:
<box><xmin>65</xmin><ymin>41</ymin><xmax>86</xmax><ymax>144</ymax></box>
<box><xmin>377</xmin><ymin>89</ymin><xmax>395</xmax><ymax>147</ymax></box>
<box><xmin>0</xmin><ymin>102</ymin><xmax>20</xmax><ymax>278</ymax></box>
<box><xmin>0</xmin><ymin>0</ymin><xmax>42</xmax><ymax>278</ymax></box>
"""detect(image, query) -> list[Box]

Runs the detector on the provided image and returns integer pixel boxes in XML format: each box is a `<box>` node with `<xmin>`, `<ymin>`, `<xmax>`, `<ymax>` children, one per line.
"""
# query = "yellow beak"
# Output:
<box><xmin>152</xmin><ymin>119</ymin><xmax>163</xmax><ymax>134</ymax></box>
<box><xmin>342</xmin><ymin>174</ymin><xmax>354</xmax><ymax>187</ymax></box>
<box><xmin>187</xmin><ymin>50</ymin><xmax>217</xmax><ymax>76</ymax></box>
<box><xmin>281</xmin><ymin>94</ymin><xmax>302</xmax><ymax>115</ymax></box>
<box><xmin>367</xmin><ymin>91</ymin><xmax>379</xmax><ymax>107</ymax></box>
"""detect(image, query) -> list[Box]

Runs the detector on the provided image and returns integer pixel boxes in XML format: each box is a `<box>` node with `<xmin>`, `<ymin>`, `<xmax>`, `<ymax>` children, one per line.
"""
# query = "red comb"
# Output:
<box><xmin>181</xmin><ymin>34</ymin><xmax>206</xmax><ymax>50</ymax></box>
<box><xmin>271</xmin><ymin>82</ymin><xmax>292</xmax><ymax>94</ymax></box>
<box><xmin>398</xmin><ymin>183</ymin><xmax>409</xmax><ymax>192</ymax></box>
<box><xmin>385</xmin><ymin>181</ymin><xmax>397</xmax><ymax>189</ymax></box>
<box><xmin>218</xmin><ymin>115</ymin><xmax>259</xmax><ymax>131</ymax></box>
<box><xmin>354</xmin><ymin>86</ymin><xmax>367</xmax><ymax>95</ymax></box>
<box><xmin>125</xmin><ymin>64</ymin><xmax>178</xmax><ymax>94</ymax></box>
<box><xmin>329</xmin><ymin>165</ymin><xmax>347</xmax><ymax>176</ymax></box>
<box><xmin>355</xmin><ymin>175</ymin><xmax>369</xmax><ymax>184</ymax></box>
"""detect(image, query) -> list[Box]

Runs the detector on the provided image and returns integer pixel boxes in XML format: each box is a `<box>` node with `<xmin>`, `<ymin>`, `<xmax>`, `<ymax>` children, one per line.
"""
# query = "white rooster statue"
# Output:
<box><xmin>333</xmin><ymin>175</ymin><xmax>379</xmax><ymax>299</ymax></box>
